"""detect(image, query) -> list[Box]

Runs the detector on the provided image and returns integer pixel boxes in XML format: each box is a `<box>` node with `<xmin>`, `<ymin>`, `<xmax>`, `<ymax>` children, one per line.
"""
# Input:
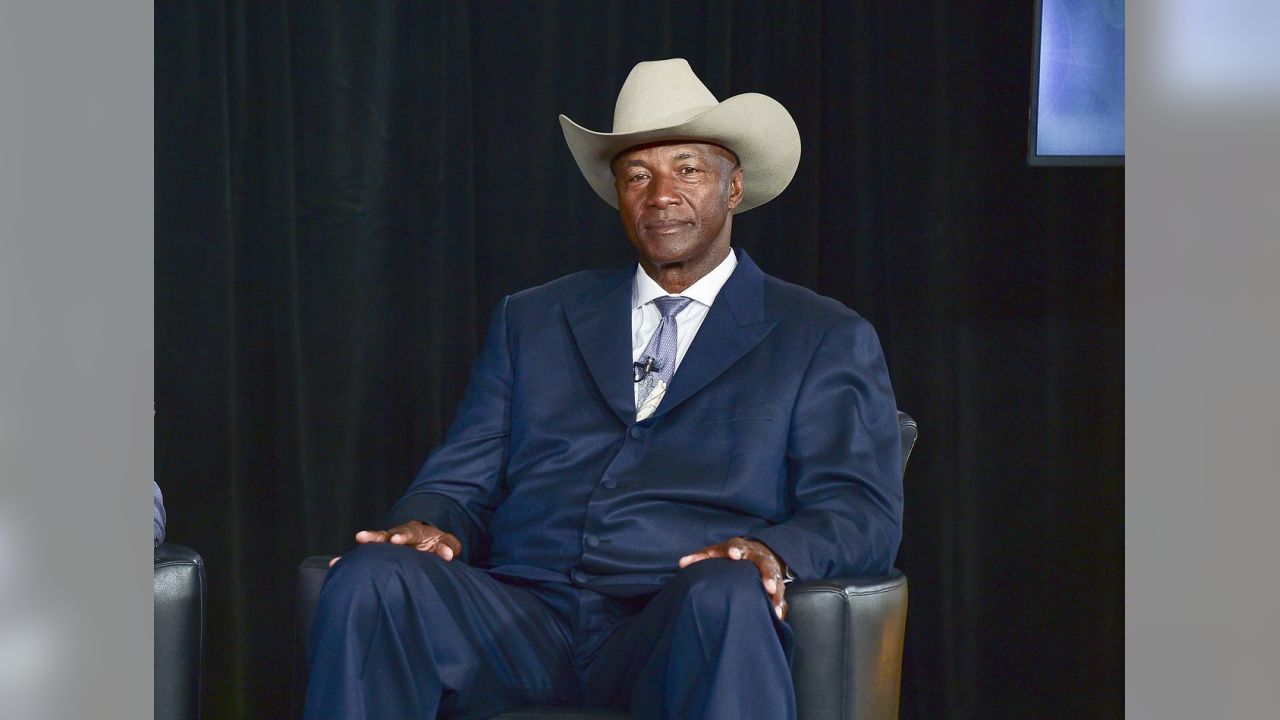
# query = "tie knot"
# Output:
<box><xmin>652</xmin><ymin>296</ymin><xmax>692</xmax><ymax>318</ymax></box>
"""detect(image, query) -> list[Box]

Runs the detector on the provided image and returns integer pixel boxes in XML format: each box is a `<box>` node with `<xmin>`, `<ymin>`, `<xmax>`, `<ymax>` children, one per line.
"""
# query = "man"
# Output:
<box><xmin>306</xmin><ymin>58</ymin><xmax>902</xmax><ymax>720</ymax></box>
<box><xmin>154</xmin><ymin>480</ymin><xmax>166</xmax><ymax>547</ymax></box>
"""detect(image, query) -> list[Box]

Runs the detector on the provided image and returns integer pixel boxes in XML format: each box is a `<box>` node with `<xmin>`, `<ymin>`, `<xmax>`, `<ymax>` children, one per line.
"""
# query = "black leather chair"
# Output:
<box><xmin>294</xmin><ymin>412</ymin><xmax>917</xmax><ymax>720</ymax></box>
<box><xmin>155</xmin><ymin>542</ymin><xmax>207</xmax><ymax>720</ymax></box>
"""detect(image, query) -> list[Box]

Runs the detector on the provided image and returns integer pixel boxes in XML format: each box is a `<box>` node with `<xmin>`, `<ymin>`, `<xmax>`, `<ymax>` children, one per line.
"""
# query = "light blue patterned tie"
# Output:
<box><xmin>635</xmin><ymin>296</ymin><xmax>692</xmax><ymax>420</ymax></box>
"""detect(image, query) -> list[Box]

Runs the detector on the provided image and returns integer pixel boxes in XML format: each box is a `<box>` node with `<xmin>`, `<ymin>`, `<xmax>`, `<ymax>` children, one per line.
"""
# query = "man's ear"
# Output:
<box><xmin>727</xmin><ymin>165</ymin><xmax>745</xmax><ymax>210</ymax></box>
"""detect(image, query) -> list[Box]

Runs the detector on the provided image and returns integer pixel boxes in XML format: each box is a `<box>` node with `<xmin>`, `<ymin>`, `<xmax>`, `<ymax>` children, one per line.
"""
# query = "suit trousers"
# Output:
<box><xmin>304</xmin><ymin>543</ymin><xmax>797</xmax><ymax>719</ymax></box>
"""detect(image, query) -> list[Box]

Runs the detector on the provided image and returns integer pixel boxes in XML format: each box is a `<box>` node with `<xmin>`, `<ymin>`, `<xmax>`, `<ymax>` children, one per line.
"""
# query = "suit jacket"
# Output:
<box><xmin>387</xmin><ymin>249</ymin><xmax>903</xmax><ymax>597</ymax></box>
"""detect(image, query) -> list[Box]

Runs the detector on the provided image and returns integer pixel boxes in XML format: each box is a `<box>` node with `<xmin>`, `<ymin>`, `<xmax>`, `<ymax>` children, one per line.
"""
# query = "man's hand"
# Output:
<box><xmin>679</xmin><ymin>537</ymin><xmax>788</xmax><ymax>620</ymax></box>
<box><xmin>327</xmin><ymin>520</ymin><xmax>463</xmax><ymax>568</ymax></box>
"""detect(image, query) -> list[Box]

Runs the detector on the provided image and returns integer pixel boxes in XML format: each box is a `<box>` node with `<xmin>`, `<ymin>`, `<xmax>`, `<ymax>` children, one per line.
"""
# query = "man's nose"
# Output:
<box><xmin>646</xmin><ymin>174</ymin><xmax>680</xmax><ymax>208</ymax></box>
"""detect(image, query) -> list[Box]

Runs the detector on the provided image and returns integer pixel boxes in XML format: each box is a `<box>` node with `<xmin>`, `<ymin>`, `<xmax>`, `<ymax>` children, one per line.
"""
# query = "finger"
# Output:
<box><xmin>734</xmin><ymin>544</ymin><xmax>782</xmax><ymax>599</ymax></box>
<box><xmin>763</xmin><ymin>574</ymin><xmax>778</xmax><ymax>596</ymax></box>
<box><xmin>762</xmin><ymin>560</ymin><xmax>786</xmax><ymax>620</ymax></box>
<box><xmin>431</xmin><ymin>542</ymin><xmax>455</xmax><ymax>561</ymax></box>
<box><xmin>328</xmin><ymin>556</ymin><xmax>341</xmax><ymax>568</ymax></box>
<box><xmin>436</xmin><ymin>533</ymin><xmax>462</xmax><ymax>560</ymax></box>
<box><xmin>355</xmin><ymin>529</ymin><xmax>388</xmax><ymax>544</ymax></box>
<box><xmin>404</xmin><ymin>535</ymin><xmax>440</xmax><ymax>550</ymax></box>
<box><xmin>395</xmin><ymin>534</ymin><xmax>436</xmax><ymax>548</ymax></box>
<box><xmin>768</xmin><ymin>570</ymin><xmax>785</xmax><ymax>606</ymax></box>
<box><xmin>387</xmin><ymin>521</ymin><xmax>435</xmax><ymax>546</ymax></box>
<box><xmin>747</xmin><ymin>554</ymin><xmax>780</xmax><ymax>596</ymax></box>
<box><xmin>724</xmin><ymin>537</ymin><xmax>759</xmax><ymax>562</ymax></box>
<box><xmin>678</xmin><ymin>547</ymin><xmax>720</xmax><ymax>567</ymax></box>
<box><xmin>754</xmin><ymin>564</ymin><xmax>786</xmax><ymax>617</ymax></box>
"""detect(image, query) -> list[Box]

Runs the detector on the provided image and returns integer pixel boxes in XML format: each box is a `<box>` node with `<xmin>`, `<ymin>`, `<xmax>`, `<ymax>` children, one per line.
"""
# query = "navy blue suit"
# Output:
<box><xmin>306</xmin><ymin>249</ymin><xmax>903</xmax><ymax>719</ymax></box>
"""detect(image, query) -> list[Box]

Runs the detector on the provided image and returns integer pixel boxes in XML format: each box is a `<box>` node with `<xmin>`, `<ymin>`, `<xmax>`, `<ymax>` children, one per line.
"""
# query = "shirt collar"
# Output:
<box><xmin>631</xmin><ymin>249</ymin><xmax>739</xmax><ymax>310</ymax></box>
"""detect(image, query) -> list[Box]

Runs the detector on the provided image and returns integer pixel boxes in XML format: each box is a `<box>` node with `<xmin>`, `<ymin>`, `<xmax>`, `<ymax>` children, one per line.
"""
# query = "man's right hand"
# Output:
<box><xmin>328</xmin><ymin>520</ymin><xmax>463</xmax><ymax>567</ymax></box>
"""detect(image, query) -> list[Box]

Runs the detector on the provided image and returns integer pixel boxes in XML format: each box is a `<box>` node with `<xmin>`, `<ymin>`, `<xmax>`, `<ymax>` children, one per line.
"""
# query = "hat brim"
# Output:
<box><xmin>559</xmin><ymin>92</ymin><xmax>800</xmax><ymax>214</ymax></box>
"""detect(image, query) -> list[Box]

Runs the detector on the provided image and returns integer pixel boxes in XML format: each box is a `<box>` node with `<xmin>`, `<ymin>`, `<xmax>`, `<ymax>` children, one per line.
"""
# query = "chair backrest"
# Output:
<box><xmin>897</xmin><ymin>410</ymin><xmax>918</xmax><ymax>475</ymax></box>
<box><xmin>155</xmin><ymin>543</ymin><xmax>206</xmax><ymax>720</ymax></box>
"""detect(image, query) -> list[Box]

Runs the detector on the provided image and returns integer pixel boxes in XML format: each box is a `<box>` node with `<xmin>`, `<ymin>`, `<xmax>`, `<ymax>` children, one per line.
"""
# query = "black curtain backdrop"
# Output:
<box><xmin>156</xmin><ymin>2</ymin><xmax>1123</xmax><ymax>718</ymax></box>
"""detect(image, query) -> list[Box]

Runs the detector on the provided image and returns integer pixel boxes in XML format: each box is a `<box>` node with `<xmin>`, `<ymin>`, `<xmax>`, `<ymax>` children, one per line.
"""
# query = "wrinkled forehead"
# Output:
<box><xmin>610</xmin><ymin>140</ymin><xmax>740</xmax><ymax>172</ymax></box>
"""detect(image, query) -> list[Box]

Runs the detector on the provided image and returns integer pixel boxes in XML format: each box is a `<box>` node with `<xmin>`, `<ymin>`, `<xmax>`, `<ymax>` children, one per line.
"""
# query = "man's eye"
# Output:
<box><xmin>629</xmin><ymin>173</ymin><xmax>649</xmax><ymax>182</ymax></box>
<box><xmin>678</xmin><ymin>166</ymin><xmax>699</xmax><ymax>174</ymax></box>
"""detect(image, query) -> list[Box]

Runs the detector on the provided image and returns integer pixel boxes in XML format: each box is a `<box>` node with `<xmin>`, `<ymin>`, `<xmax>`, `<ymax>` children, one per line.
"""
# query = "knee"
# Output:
<box><xmin>673</xmin><ymin>558</ymin><xmax>769</xmax><ymax>618</ymax></box>
<box><xmin>319</xmin><ymin>543</ymin><xmax>444</xmax><ymax>610</ymax></box>
<box><xmin>327</xmin><ymin>541</ymin><xmax>432</xmax><ymax>580</ymax></box>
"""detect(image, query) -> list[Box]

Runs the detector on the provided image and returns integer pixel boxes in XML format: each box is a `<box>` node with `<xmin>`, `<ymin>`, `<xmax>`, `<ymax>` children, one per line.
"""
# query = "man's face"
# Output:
<box><xmin>612</xmin><ymin>141</ymin><xmax>743</xmax><ymax>271</ymax></box>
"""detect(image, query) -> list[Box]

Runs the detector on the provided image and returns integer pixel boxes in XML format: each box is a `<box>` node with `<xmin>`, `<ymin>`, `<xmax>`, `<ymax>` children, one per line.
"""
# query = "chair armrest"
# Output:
<box><xmin>293</xmin><ymin>556</ymin><xmax>337</xmax><ymax>719</ymax></box>
<box><xmin>154</xmin><ymin>543</ymin><xmax>207</xmax><ymax>720</ymax></box>
<box><xmin>787</xmin><ymin>570</ymin><xmax>908</xmax><ymax>720</ymax></box>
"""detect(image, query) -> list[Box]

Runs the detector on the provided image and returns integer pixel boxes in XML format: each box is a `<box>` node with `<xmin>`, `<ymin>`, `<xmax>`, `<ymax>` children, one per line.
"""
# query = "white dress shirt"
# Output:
<box><xmin>631</xmin><ymin>250</ymin><xmax>738</xmax><ymax>409</ymax></box>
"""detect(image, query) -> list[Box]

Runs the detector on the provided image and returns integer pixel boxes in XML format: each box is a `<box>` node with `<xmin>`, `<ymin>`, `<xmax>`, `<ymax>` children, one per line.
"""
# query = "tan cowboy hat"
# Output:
<box><xmin>559</xmin><ymin>58</ymin><xmax>801</xmax><ymax>214</ymax></box>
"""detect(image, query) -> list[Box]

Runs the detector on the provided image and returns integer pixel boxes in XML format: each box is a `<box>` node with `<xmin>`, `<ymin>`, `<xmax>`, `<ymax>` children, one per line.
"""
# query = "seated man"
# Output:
<box><xmin>306</xmin><ymin>58</ymin><xmax>903</xmax><ymax>720</ymax></box>
<box><xmin>154</xmin><ymin>480</ymin><xmax>166</xmax><ymax>547</ymax></box>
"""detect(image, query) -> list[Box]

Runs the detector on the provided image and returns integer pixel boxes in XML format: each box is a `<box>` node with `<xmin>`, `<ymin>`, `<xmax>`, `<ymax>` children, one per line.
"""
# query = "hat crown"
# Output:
<box><xmin>611</xmin><ymin>59</ymin><xmax>719</xmax><ymax>134</ymax></box>
<box><xmin>559</xmin><ymin>57</ymin><xmax>801</xmax><ymax>214</ymax></box>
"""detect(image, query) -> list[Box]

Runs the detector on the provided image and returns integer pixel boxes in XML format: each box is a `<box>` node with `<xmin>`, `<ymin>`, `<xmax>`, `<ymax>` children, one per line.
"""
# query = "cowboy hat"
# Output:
<box><xmin>559</xmin><ymin>58</ymin><xmax>801</xmax><ymax>213</ymax></box>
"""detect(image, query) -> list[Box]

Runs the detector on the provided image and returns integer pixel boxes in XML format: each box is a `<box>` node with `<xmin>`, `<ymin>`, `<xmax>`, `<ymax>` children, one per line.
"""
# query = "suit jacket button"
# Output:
<box><xmin>601</xmin><ymin>478</ymin><xmax>618</xmax><ymax>489</ymax></box>
<box><xmin>571</xmin><ymin>569</ymin><xmax>589</xmax><ymax>584</ymax></box>
<box><xmin>629</xmin><ymin>426</ymin><xmax>643</xmax><ymax>440</ymax></box>
<box><xmin>585</xmin><ymin>534</ymin><xmax>600</xmax><ymax>548</ymax></box>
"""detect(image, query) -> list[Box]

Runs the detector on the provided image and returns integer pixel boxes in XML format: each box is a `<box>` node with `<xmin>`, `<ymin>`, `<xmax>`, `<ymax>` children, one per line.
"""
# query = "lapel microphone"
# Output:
<box><xmin>633</xmin><ymin>356</ymin><xmax>659</xmax><ymax>383</ymax></box>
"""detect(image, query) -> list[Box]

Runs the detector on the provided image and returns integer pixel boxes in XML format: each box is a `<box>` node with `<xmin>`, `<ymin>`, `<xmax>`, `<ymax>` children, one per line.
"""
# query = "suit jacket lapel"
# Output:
<box><xmin>648</xmin><ymin>249</ymin><xmax>777</xmax><ymax>422</ymax></box>
<box><xmin>562</xmin><ymin>266</ymin><xmax>635</xmax><ymax>425</ymax></box>
<box><xmin>562</xmin><ymin>250</ymin><xmax>778</xmax><ymax>427</ymax></box>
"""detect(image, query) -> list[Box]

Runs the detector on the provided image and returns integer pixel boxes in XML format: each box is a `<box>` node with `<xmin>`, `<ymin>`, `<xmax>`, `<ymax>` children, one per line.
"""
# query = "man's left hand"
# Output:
<box><xmin>679</xmin><ymin>537</ymin><xmax>788</xmax><ymax>621</ymax></box>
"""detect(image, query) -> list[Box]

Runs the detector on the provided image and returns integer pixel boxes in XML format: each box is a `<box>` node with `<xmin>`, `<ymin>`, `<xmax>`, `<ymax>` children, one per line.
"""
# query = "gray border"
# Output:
<box><xmin>1128</xmin><ymin>2</ymin><xmax>1280</xmax><ymax>717</ymax></box>
<box><xmin>0</xmin><ymin>1</ymin><xmax>153</xmax><ymax>717</ymax></box>
<box><xmin>6</xmin><ymin>0</ymin><xmax>1280</xmax><ymax>716</ymax></box>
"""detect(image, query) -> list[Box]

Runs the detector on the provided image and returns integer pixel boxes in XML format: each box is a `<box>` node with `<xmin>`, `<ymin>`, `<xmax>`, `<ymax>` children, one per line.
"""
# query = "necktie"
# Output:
<box><xmin>635</xmin><ymin>296</ymin><xmax>693</xmax><ymax>421</ymax></box>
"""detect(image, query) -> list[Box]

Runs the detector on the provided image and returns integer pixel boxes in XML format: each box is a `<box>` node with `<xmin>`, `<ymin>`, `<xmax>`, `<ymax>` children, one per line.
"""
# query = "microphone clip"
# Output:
<box><xmin>633</xmin><ymin>356</ymin><xmax>659</xmax><ymax>383</ymax></box>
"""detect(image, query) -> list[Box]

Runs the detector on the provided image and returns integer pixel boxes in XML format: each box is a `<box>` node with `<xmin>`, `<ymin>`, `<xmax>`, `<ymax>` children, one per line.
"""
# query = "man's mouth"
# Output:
<box><xmin>644</xmin><ymin>219</ymin><xmax>690</xmax><ymax>233</ymax></box>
